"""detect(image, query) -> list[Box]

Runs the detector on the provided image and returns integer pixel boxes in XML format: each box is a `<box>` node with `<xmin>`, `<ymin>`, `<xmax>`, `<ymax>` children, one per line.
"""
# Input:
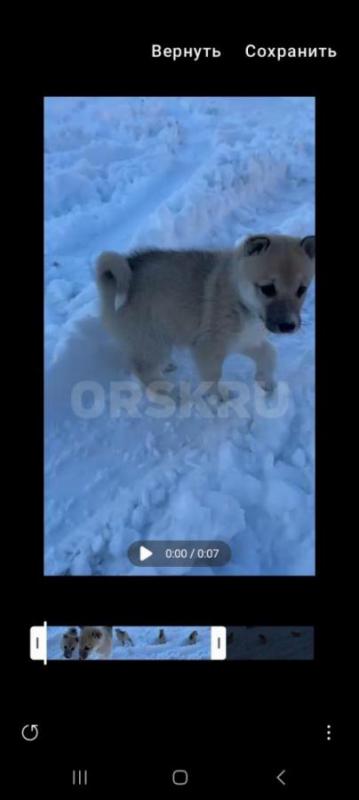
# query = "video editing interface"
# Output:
<box><xmin>17</xmin><ymin>39</ymin><xmax>342</xmax><ymax>795</ymax></box>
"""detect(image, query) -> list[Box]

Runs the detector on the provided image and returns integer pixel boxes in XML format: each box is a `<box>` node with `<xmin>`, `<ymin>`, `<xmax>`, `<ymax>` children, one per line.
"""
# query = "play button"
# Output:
<box><xmin>139</xmin><ymin>545</ymin><xmax>153</xmax><ymax>562</ymax></box>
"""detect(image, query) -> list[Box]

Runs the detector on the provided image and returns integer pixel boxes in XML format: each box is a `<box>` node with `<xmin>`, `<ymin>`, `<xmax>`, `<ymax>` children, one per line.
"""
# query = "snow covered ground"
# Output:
<box><xmin>44</xmin><ymin>97</ymin><xmax>315</xmax><ymax>576</ymax></box>
<box><xmin>112</xmin><ymin>626</ymin><xmax>211</xmax><ymax>660</ymax></box>
<box><xmin>47</xmin><ymin>626</ymin><xmax>211</xmax><ymax>660</ymax></box>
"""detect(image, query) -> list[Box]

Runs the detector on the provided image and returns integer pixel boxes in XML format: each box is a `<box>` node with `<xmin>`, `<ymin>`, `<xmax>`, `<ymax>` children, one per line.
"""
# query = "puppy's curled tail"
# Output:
<box><xmin>96</xmin><ymin>251</ymin><xmax>132</xmax><ymax>311</ymax></box>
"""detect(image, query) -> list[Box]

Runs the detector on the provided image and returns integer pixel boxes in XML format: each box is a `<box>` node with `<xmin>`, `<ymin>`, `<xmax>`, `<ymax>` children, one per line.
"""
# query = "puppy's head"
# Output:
<box><xmin>79</xmin><ymin>627</ymin><xmax>103</xmax><ymax>660</ymax></box>
<box><xmin>61</xmin><ymin>628</ymin><xmax>79</xmax><ymax>660</ymax></box>
<box><xmin>236</xmin><ymin>234</ymin><xmax>315</xmax><ymax>333</ymax></box>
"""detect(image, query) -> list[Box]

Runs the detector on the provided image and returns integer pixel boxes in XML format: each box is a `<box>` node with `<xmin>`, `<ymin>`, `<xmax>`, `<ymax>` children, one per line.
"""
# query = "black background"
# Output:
<box><xmin>13</xmin><ymin>26</ymin><xmax>345</xmax><ymax>793</ymax></box>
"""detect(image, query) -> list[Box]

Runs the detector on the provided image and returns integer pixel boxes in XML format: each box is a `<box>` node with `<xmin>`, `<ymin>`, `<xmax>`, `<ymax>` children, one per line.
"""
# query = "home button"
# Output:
<box><xmin>172</xmin><ymin>769</ymin><xmax>189</xmax><ymax>786</ymax></box>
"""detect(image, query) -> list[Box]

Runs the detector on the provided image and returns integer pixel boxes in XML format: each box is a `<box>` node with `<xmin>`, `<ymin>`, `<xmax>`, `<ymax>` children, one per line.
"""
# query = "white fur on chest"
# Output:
<box><xmin>230</xmin><ymin>316</ymin><xmax>267</xmax><ymax>353</ymax></box>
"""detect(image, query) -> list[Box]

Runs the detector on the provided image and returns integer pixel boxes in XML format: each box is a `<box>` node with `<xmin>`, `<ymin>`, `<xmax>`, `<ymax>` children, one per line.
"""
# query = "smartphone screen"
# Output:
<box><xmin>16</xmin><ymin>33</ymin><xmax>341</xmax><ymax>795</ymax></box>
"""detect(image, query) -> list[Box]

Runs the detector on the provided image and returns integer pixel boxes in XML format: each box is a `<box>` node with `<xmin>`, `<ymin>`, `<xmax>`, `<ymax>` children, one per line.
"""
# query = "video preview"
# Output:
<box><xmin>45</xmin><ymin>97</ymin><xmax>315</xmax><ymax>576</ymax></box>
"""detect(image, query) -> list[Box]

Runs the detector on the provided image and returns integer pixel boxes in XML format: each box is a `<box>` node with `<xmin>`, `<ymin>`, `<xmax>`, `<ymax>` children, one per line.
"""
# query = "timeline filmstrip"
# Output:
<box><xmin>30</xmin><ymin>625</ymin><xmax>227</xmax><ymax>662</ymax></box>
<box><xmin>30</xmin><ymin>626</ymin><xmax>314</xmax><ymax>662</ymax></box>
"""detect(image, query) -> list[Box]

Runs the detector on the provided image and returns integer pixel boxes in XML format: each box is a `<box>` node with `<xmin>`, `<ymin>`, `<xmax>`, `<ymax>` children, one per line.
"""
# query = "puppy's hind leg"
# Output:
<box><xmin>132</xmin><ymin>347</ymin><xmax>174</xmax><ymax>399</ymax></box>
<box><xmin>133</xmin><ymin>359</ymin><xmax>163</xmax><ymax>387</ymax></box>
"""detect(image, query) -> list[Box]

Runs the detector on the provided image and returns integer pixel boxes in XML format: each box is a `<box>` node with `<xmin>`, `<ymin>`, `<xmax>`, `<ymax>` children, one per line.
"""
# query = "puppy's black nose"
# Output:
<box><xmin>278</xmin><ymin>322</ymin><xmax>296</xmax><ymax>333</ymax></box>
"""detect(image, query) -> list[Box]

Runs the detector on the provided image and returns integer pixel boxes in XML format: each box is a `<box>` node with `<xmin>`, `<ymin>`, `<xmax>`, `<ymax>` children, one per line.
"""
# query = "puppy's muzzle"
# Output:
<box><xmin>268</xmin><ymin>320</ymin><xmax>297</xmax><ymax>334</ymax></box>
<box><xmin>266</xmin><ymin>301</ymin><xmax>300</xmax><ymax>334</ymax></box>
<box><xmin>79</xmin><ymin>650</ymin><xmax>89</xmax><ymax>660</ymax></box>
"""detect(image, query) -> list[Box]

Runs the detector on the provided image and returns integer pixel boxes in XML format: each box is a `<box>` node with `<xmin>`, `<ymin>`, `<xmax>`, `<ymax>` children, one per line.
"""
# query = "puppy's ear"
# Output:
<box><xmin>300</xmin><ymin>235</ymin><xmax>315</xmax><ymax>259</ymax></box>
<box><xmin>243</xmin><ymin>236</ymin><xmax>270</xmax><ymax>256</ymax></box>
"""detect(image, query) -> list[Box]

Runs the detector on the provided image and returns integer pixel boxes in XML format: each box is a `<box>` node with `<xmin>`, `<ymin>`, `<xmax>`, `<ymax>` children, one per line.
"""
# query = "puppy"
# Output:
<box><xmin>78</xmin><ymin>626</ymin><xmax>113</xmax><ymax>660</ymax></box>
<box><xmin>115</xmin><ymin>629</ymin><xmax>134</xmax><ymax>646</ymax></box>
<box><xmin>61</xmin><ymin>627</ymin><xmax>79</xmax><ymax>660</ymax></box>
<box><xmin>96</xmin><ymin>234</ymin><xmax>315</xmax><ymax>395</ymax></box>
<box><xmin>187</xmin><ymin>631</ymin><xmax>198</xmax><ymax>645</ymax></box>
<box><xmin>156</xmin><ymin>629</ymin><xmax>167</xmax><ymax>644</ymax></box>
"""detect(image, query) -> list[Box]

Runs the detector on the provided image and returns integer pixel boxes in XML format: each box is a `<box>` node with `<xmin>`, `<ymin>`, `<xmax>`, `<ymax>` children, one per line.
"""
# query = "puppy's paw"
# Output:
<box><xmin>255</xmin><ymin>375</ymin><xmax>277</xmax><ymax>393</ymax></box>
<box><xmin>145</xmin><ymin>383</ymin><xmax>175</xmax><ymax>405</ymax></box>
<box><xmin>162</xmin><ymin>361</ymin><xmax>177</xmax><ymax>373</ymax></box>
<box><xmin>203</xmin><ymin>383</ymin><xmax>228</xmax><ymax>408</ymax></box>
<box><xmin>217</xmin><ymin>383</ymin><xmax>238</xmax><ymax>402</ymax></box>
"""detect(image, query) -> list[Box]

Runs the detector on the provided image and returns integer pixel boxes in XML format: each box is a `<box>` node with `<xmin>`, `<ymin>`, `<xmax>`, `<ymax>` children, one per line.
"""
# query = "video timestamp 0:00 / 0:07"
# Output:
<box><xmin>127</xmin><ymin>539</ymin><xmax>232</xmax><ymax>566</ymax></box>
<box><xmin>165</xmin><ymin>547</ymin><xmax>220</xmax><ymax>560</ymax></box>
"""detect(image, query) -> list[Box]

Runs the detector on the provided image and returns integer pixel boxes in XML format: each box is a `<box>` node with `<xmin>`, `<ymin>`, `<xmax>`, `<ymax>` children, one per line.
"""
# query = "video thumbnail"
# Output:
<box><xmin>45</xmin><ymin>96</ymin><xmax>315</xmax><ymax>576</ymax></box>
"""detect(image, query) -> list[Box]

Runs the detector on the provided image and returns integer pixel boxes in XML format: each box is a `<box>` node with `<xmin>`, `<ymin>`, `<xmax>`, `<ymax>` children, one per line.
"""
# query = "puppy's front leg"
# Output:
<box><xmin>242</xmin><ymin>340</ymin><xmax>277</xmax><ymax>392</ymax></box>
<box><xmin>192</xmin><ymin>339</ymin><xmax>225</xmax><ymax>400</ymax></box>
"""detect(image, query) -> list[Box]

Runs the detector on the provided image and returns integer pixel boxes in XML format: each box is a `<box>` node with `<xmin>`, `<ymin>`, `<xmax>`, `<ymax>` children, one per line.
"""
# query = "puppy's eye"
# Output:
<box><xmin>258</xmin><ymin>283</ymin><xmax>276</xmax><ymax>297</ymax></box>
<box><xmin>297</xmin><ymin>285</ymin><xmax>307</xmax><ymax>298</ymax></box>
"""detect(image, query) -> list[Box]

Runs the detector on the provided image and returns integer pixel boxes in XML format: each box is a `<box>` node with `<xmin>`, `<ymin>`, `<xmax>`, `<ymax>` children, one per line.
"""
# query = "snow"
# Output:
<box><xmin>112</xmin><ymin>626</ymin><xmax>211</xmax><ymax>660</ymax></box>
<box><xmin>47</xmin><ymin>626</ymin><xmax>211</xmax><ymax>660</ymax></box>
<box><xmin>44</xmin><ymin>97</ymin><xmax>315</xmax><ymax>576</ymax></box>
